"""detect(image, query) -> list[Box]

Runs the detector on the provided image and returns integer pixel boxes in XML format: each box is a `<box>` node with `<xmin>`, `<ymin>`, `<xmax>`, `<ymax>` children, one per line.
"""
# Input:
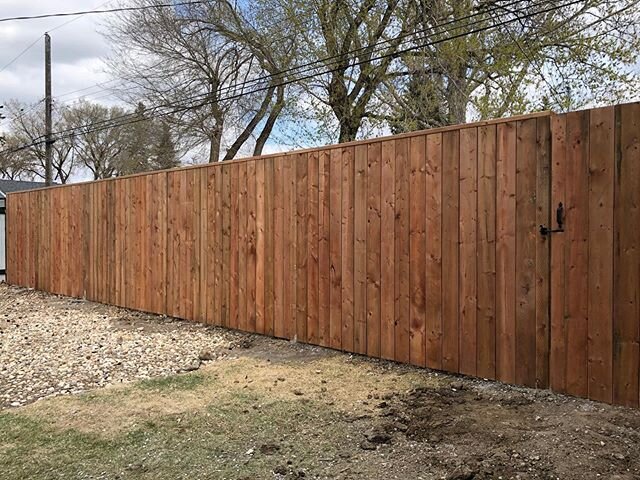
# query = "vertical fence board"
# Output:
<box><xmin>535</xmin><ymin>117</ymin><xmax>551</xmax><ymax>389</ymax></box>
<box><xmin>496</xmin><ymin>122</ymin><xmax>517</xmax><ymax>384</ymax></box>
<box><xmin>203</xmin><ymin>168</ymin><xmax>216</xmax><ymax>323</ymax></box>
<box><xmin>273</xmin><ymin>156</ymin><xmax>285</xmax><ymax>338</ymax></box>
<box><xmin>222</xmin><ymin>166</ymin><xmax>231</xmax><ymax>327</ymax></box>
<box><xmin>380</xmin><ymin>140</ymin><xmax>395</xmax><ymax>360</ymax></box>
<box><xmin>459</xmin><ymin>128</ymin><xmax>478</xmax><ymax>376</ymax></box>
<box><xmin>409</xmin><ymin>135</ymin><xmax>426</xmax><ymax>367</ymax></box>
<box><xmin>394</xmin><ymin>138</ymin><xmax>411</xmax><ymax>365</ymax></box>
<box><xmin>366</xmin><ymin>142</ymin><xmax>382</xmax><ymax>358</ymax></box>
<box><xmin>256</xmin><ymin>160</ymin><xmax>266</xmax><ymax>334</ymax></box>
<box><xmin>341</xmin><ymin>147</ymin><xmax>355</xmax><ymax>353</ymax></box>
<box><xmin>477</xmin><ymin>125</ymin><xmax>497</xmax><ymax>379</ymax></box>
<box><xmin>588</xmin><ymin>106</ymin><xmax>614</xmax><ymax>403</ymax></box>
<box><xmin>199</xmin><ymin>169</ymin><xmax>209</xmax><ymax>323</ymax></box>
<box><xmin>296</xmin><ymin>154</ymin><xmax>308</xmax><ymax>342</ymax></box>
<box><xmin>442</xmin><ymin>130</ymin><xmax>460</xmax><ymax>372</ymax></box>
<box><xmin>307</xmin><ymin>152</ymin><xmax>320</xmax><ymax>344</ymax></box>
<box><xmin>354</xmin><ymin>145</ymin><xmax>368</xmax><ymax>355</ymax></box>
<box><xmin>238</xmin><ymin>162</ymin><xmax>248</xmax><ymax>331</ymax></box>
<box><xmin>550</xmin><ymin>114</ymin><xmax>567</xmax><ymax>393</ymax></box>
<box><xmin>247</xmin><ymin>160</ymin><xmax>258</xmax><ymax>333</ymax></box>
<box><xmin>329</xmin><ymin>149</ymin><xmax>342</xmax><ymax>349</ymax></box>
<box><xmin>284</xmin><ymin>156</ymin><xmax>297</xmax><ymax>339</ymax></box>
<box><xmin>515</xmin><ymin>118</ymin><xmax>538</xmax><ymax>388</ymax></box>
<box><xmin>565</xmin><ymin>111</ymin><xmax>589</xmax><ymax>398</ymax></box>
<box><xmin>613</xmin><ymin>103</ymin><xmax>640</xmax><ymax>407</ymax></box>
<box><xmin>425</xmin><ymin>134</ymin><xmax>443</xmax><ymax>370</ymax></box>
<box><xmin>318</xmin><ymin>151</ymin><xmax>331</xmax><ymax>347</ymax></box>
<box><xmin>264</xmin><ymin>158</ymin><xmax>275</xmax><ymax>335</ymax></box>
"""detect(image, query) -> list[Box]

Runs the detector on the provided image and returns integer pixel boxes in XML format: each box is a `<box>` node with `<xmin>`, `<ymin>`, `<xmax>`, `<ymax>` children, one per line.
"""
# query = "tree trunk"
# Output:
<box><xmin>338</xmin><ymin>115</ymin><xmax>363</xmax><ymax>143</ymax></box>
<box><xmin>223</xmin><ymin>85</ymin><xmax>276</xmax><ymax>161</ymax></box>
<box><xmin>253</xmin><ymin>85</ymin><xmax>285</xmax><ymax>156</ymax></box>
<box><xmin>208</xmin><ymin>127</ymin><xmax>223</xmax><ymax>163</ymax></box>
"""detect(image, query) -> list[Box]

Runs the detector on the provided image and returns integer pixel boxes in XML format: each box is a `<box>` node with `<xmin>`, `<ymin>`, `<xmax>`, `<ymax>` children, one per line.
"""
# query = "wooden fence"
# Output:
<box><xmin>6</xmin><ymin>102</ymin><xmax>640</xmax><ymax>408</ymax></box>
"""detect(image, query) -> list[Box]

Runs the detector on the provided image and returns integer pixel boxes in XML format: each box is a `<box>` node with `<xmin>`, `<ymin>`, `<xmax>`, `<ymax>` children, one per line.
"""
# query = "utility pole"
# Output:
<box><xmin>44</xmin><ymin>32</ymin><xmax>52</xmax><ymax>186</ymax></box>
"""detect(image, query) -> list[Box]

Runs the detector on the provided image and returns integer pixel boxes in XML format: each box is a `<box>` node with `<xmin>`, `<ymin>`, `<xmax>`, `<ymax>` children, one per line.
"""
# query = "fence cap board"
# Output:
<box><xmin>5</xmin><ymin>110</ymin><xmax>554</xmax><ymax>197</ymax></box>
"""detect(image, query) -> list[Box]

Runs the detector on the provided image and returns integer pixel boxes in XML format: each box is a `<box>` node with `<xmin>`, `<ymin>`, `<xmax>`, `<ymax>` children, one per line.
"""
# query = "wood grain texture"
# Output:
<box><xmin>247</xmin><ymin>160</ymin><xmax>258</xmax><ymax>333</ymax></box>
<box><xmin>588</xmin><ymin>106</ymin><xmax>614</xmax><ymax>403</ymax></box>
<box><xmin>329</xmin><ymin>148</ymin><xmax>342</xmax><ymax>349</ymax></box>
<box><xmin>296</xmin><ymin>154</ymin><xmax>308</xmax><ymax>342</ymax></box>
<box><xmin>496</xmin><ymin>122</ymin><xmax>517</xmax><ymax>384</ymax></box>
<box><xmin>354</xmin><ymin>145</ymin><xmax>368</xmax><ymax>355</ymax></box>
<box><xmin>255</xmin><ymin>160</ymin><xmax>266</xmax><ymax>334</ymax></box>
<box><xmin>442</xmin><ymin>130</ymin><xmax>460</xmax><ymax>373</ymax></box>
<box><xmin>318</xmin><ymin>151</ymin><xmax>331</xmax><ymax>347</ymax></box>
<box><xmin>477</xmin><ymin>125</ymin><xmax>497</xmax><ymax>379</ymax></box>
<box><xmin>307</xmin><ymin>152</ymin><xmax>320</xmax><ymax>344</ymax></box>
<box><xmin>394</xmin><ymin>138</ymin><xmax>411</xmax><ymax>365</ymax></box>
<box><xmin>535</xmin><ymin>117</ymin><xmax>551</xmax><ymax>389</ymax></box>
<box><xmin>264</xmin><ymin>158</ymin><xmax>275</xmax><ymax>336</ymax></box>
<box><xmin>380</xmin><ymin>140</ymin><xmax>395</xmax><ymax>361</ymax></box>
<box><xmin>565</xmin><ymin>111</ymin><xmax>589</xmax><ymax>398</ymax></box>
<box><xmin>613</xmin><ymin>103</ymin><xmax>640</xmax><ymax>407</ymax></box>
<box><xmin>459</xmin><ymin>128</ymin><xmax>478</xmax><ymax>376</ymax></box>
<box><xmin>366</xmin><ymin>142</ymin><xmax>382</xmax><ymax>358</ymax></box>
<box><xmin>273</xmin><ymin>156</ymin><xmax>285</xmax><ymax>338</ymax></box>
<box><xmin>550</xmin><ymin>114</ymin><xmax>567</xmax><ymax>393</ymax></box>
<box><xmin>342</xmin><ymin>147</ymin><xmax>355</xmax><ymax>353</ymax></box>
<box><xmin>409</xmin><ymin>135</ymin><xmax>426</xmax><ymax>367</ymax></box>
<box><xmin>515</xmin><ymin>118</ymin><xmax>538</xmax><ymax>388</ymax></box>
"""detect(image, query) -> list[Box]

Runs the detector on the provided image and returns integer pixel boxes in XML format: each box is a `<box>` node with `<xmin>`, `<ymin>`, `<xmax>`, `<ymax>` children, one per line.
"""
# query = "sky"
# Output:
<box><xmin>0</xmin><ymin>0</ymin><xmax>289</xmax><ymax>165</ymax></box>
<box><xmin>0</xmin><ymin>1</ymin><xmax>116</xmax><ymax>109</ymax></box>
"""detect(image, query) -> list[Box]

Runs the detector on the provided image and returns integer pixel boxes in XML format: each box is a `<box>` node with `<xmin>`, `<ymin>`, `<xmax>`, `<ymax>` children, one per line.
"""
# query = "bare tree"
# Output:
<box><xmin>0</xmin><ymin>135</ymin><xmax>34</xmax><ymax>180</ymax></box>
<box><xmin>63</xmin><ymin>100</ymin><xmax>129</xmax><ymax>180</ymax></box>
<box><xmin>4</xmin><ymin>100</ymin><xmax>76</xmax><ymax>183</ymax></box>
<box><xmin>103</xmin><ymin>0</ymin><xmax>295</xmax><ymax>162</ymax></box>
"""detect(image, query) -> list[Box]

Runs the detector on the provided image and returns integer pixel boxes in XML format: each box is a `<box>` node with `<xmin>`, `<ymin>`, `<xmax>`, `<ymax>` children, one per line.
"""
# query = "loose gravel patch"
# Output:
<box><xmin>0</xmin><ymin>283</ymin><xmax>251</xmax><ymax>408</ymax></box>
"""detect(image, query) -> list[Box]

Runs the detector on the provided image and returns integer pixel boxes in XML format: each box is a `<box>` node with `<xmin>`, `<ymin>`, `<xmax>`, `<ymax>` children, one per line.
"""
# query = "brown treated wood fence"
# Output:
<box><xmin>6</xmin><ymin>102</ymin><xmax>640</xmax><ymax>407</ymax></box>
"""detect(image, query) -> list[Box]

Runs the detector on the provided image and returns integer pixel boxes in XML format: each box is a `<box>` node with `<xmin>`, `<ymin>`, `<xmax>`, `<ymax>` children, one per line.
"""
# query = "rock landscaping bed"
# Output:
<box><xmin>0</xmin><ymin>284</ymin><xmax>246</xmax><ymax>408</ymax></box>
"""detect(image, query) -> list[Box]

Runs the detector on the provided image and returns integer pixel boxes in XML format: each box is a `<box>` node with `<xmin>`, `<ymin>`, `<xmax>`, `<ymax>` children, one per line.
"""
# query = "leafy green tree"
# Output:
<box><xmin>383</xmin><ymin>0</ymin><xmax>640</xmax><ymax>132</ymax></box>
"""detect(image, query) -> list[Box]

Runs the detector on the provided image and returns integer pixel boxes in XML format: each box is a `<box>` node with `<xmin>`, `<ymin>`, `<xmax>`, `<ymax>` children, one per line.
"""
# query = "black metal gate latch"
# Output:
<box><xmin>540</xmin><ymin>202</ymin><xmax>564</xmax><ymax>236</ymax></box>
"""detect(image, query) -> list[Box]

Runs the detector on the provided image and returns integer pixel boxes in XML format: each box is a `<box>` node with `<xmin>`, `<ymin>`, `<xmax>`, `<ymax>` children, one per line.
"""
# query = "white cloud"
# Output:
<box><xmin>0</xmin><ymin>1</ymin><xmax>115</xmax><ymax>108</ymax></box>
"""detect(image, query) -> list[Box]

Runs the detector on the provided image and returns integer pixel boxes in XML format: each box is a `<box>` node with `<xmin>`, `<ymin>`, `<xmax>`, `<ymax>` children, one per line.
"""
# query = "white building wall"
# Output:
<box><xmin>0</xmin><ymin>211</ymin><xmax>5</xmax><ymax>279</ymax></box>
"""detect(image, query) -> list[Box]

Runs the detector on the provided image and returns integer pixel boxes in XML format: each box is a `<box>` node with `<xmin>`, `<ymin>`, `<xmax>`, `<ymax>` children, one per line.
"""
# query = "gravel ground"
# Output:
<box><xmin>0</xmin><ymin>283</ymin><xmax>250</xmax><ymax>409</ymax></box>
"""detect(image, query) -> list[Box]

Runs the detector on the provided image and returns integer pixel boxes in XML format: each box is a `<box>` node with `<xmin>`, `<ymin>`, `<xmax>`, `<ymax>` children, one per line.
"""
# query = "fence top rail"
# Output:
<box><xmin>7</xmin><ymin>109</ymin><xmax>554</xmax><ymax>197</ymax></box>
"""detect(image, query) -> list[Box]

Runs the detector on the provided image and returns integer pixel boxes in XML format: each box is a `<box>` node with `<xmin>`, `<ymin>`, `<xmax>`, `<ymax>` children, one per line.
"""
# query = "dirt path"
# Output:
<box><xmin>1</xmin><ymin>284</ymin><xmax>640</xmax><ymax>479</ymax></box>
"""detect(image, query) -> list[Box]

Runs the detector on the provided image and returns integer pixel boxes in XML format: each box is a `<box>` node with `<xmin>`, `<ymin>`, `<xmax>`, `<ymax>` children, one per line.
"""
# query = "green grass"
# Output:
<box><xmin>137</xmin><ymin>372</ymin><xmax>206</xmax><ymax>392</ymax></box>
<box><xmin>0</xmin><ymin>378</ymin><xmax>351</xmax><ymax>480</ymax></box>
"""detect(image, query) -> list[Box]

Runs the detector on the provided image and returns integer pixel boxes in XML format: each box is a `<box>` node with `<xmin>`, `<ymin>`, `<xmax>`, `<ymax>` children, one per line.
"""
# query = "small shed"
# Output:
<box><xmin>0</xmin><ymin>179</ymin><xmax>48</xmax><ymax>279</ymax></box>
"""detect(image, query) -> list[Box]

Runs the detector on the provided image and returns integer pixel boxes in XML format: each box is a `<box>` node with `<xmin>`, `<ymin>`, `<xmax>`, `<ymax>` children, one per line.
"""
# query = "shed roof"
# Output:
<box><xmin>0</xmin><ymin>179</ymin><xmax>49</xmax><ymax>198</ymax></box>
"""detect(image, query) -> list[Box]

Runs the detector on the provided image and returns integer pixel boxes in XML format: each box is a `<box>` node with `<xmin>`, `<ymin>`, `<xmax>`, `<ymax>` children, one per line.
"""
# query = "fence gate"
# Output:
<box><xmin>549</xmin><ymin>104</ymin><xmax>640</xmax><ymax>408</ymax></box>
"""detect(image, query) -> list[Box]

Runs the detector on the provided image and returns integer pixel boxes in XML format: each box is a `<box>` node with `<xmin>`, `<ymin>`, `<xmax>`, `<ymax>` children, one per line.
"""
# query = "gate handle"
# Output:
<box><xmin>540</xmin><ymin>203</ymin><xmax>564</xmax><ymax>236</ymax></box>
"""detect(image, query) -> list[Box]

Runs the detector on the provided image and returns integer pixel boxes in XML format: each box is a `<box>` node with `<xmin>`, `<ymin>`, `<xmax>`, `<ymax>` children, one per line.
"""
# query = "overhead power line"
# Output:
<box><xmin>0</xmin><ymin>35</ymin><xmax>43</xmax><ymax>74</ymax></box>
<box><xmin>0</xmin><ymin>1</ymin><xmax>214</xmax><ymax>24</ymax></box>
<box><xmin>0</xmin><ymin>0</ymin><xmax>585</xmax><ymax>156</ymax></box>
<box><xmin>44</xmin><ymin>0</ymin><xmax>576</xmax><ymax>139</ymax></box>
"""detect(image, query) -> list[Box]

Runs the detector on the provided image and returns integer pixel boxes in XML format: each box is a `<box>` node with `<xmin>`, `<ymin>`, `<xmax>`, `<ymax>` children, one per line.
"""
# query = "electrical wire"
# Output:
<box><xmin>0</xmin><ymin>35</ymin><xmax>43</xmax><ymax>74</ymax></box>
<box><xmin>0</xmin><ymin>1</ymin><xmax>215</xmax><ymax>24</ymax></box>
<box><xmin>44</xmin><ymin>0</ymin><xmax>574</xmax><ymax>140</ymax></box>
